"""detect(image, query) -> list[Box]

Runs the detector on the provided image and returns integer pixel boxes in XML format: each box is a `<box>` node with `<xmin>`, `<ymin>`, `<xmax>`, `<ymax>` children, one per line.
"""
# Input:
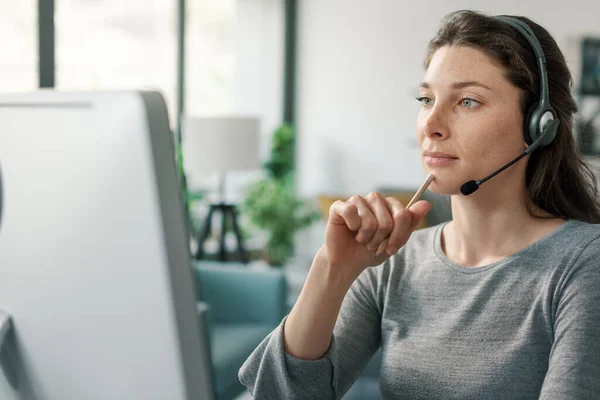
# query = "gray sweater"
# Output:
<box><xmin>239</xmin><ymin>219</ymin><xmax>600</xmax><ymax>399</ymax></box>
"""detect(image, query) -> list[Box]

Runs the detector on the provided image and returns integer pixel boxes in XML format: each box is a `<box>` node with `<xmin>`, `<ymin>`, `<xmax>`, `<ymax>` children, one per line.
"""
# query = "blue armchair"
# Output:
<box><xmin>194</xmin><ymin>262</ymin><xmax>288</xmax><ymax>400</ymax></box>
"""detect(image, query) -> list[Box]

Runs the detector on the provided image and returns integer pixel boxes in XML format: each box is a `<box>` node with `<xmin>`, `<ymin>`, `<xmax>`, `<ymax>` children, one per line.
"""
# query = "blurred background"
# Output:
<box><xmin>3</xmin><ymin>1</ymin><xmax>599</xmax><ymax>399</ymax></box>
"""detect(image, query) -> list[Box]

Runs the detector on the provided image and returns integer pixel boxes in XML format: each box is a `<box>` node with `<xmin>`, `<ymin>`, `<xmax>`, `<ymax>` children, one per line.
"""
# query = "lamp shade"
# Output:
<box><xmin>182</xmin><ymin>116</ymin><xmax>261</xmax><ymax>174</ymax></box>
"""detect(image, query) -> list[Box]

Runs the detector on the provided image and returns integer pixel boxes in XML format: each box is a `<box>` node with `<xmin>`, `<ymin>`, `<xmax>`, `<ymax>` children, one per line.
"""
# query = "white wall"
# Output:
<box><xmin>296</xmin><ymin>0</ymin><xmax>600</xmax><ymax>198</ymax></box>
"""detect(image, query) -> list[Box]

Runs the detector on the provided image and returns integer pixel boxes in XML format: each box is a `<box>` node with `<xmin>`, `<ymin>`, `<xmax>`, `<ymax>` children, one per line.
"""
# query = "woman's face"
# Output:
<box><xmin>416</xmin><ymin>45</ymin><xmax>525</xmax><ymax>195</ymax></box>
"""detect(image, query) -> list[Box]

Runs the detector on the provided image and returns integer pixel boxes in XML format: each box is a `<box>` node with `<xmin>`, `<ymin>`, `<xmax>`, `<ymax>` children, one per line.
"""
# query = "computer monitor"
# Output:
<box><xmin>0</xmin><ymin>90</ymin><xmax>214</xmax><ymax>400</ymax></box>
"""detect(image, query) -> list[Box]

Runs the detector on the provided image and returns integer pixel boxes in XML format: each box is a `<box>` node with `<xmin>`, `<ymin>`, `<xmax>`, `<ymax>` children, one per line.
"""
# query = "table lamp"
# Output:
<box><xmin>182</xmin><ymin>116</ymin><xmax>261</xmax><ymax>263</ymax></box>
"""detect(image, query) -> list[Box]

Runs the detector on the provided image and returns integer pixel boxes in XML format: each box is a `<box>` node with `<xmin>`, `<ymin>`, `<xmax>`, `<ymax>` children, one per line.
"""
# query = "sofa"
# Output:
<box><xmin>194</xmin><ymin>262</ymin><xmax>288</xmax><ymax>400</ymax></box>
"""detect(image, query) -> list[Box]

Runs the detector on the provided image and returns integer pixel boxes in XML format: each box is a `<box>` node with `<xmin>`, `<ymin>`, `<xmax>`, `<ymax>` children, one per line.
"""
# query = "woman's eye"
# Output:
<box><xmin>416</xmin><ymin>97</ymin><xmax>434</xmax><ymax>106</ymax></box>
<box><xmin>461</xmin><ymin>98</ymin><xmax>479</xmax><ymax>108</ymax></box>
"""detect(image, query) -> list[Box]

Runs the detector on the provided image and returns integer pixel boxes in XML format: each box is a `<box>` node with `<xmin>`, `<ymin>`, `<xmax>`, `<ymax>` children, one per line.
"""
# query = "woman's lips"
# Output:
<box><xmin>423</xmin><ymin>151</ymin><xmax>458</xmax><ymax>167</ymax></box>
<box><xmin>424</xmin><ymin>156</ymin><xmax>458</xmax><ymax>166</ymax></box>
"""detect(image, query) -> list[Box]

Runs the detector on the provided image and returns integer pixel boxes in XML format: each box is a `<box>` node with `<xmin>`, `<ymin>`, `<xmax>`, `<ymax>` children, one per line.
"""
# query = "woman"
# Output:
<box><xmin>239</xmin><ymin>10</ymin><xmax>600</xmax><ymax>399</ymax></box>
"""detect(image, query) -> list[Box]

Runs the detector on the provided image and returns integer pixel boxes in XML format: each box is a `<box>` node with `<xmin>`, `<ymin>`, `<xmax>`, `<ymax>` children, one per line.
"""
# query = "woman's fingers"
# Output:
<box><xmin>377</xmin><ymin>199</ymin><xmax>432</xmax><ymax>256</ymax></box>
<box><xmin>330</xmin><ymin>194</ymin><xmax>431</xmax><ymax>256</ymax></box>
<box><xmin>328</xmin><ymin>200</ymin><xmax>361</xmax><ymax>231</ymax></box>
<box><xmin>406</xmin><ymin>200</ymin><xmax>432</xmax><ymax>230</ymax></box>
<box><xmin>380</xmin><ymin>197</ymin><xmax>412</xmax><ymax>254</ymax></box>
<box><xmin>364</xmin><ymin>192</ymin><xmax>394</xmax><ymax>251</ymax></box>
<box><xmin>347</xmin><ymin>195</ymin><xmax>378</xmax><ymax>244</ymax></box>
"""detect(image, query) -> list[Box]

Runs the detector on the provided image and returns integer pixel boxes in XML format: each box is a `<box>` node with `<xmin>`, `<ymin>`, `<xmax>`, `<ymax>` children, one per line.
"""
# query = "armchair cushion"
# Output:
<box><xmin>194</xmin><ymin>263</ymin><xmax>287</xmax><ymax>325</ymax></box>
<box><xmin>193</xmin><ymin>262</ymin><xmax>288</xmax><ymax>399</ymax></box>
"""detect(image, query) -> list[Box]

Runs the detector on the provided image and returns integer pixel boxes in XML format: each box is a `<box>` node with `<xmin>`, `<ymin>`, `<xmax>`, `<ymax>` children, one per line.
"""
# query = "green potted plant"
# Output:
<box><xmin>242</xmin><ymin>124</ymin><xmax>320</xmax><ymax>266</ymax></box>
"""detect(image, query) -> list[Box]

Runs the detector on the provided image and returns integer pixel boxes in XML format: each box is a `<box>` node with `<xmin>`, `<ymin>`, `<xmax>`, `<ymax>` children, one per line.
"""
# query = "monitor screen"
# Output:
<box><xmin>0</xmin><ymin>90</ymin><xmax>213</xmax><ymax>400</ymax></box>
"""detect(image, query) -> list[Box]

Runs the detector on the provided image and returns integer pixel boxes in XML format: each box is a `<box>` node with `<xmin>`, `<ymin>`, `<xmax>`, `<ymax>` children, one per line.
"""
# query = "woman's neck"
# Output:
<box><xmin>441</xmin><ymin>185</ymin><xmax>564</xmax><ymax>267</ymax></box>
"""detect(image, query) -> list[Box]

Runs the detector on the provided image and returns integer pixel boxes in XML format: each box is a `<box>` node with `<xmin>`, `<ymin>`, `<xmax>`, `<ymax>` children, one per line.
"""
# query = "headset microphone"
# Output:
<box><xmin>460</xmin><ymin>152</ymin><xmax>528</xmax><ymax>195</ymax></box>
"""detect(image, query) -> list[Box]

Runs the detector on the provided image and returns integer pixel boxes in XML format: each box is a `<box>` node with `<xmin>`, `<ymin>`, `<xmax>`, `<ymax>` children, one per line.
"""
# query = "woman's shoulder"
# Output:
<box><xmin>547</xmin><ymin>219</ymin><xmax>600</xmax><ymax>255</ymax></box>
<box><xmin>560</xmin><ymin>218</ymin><xmax>600</xmax><ymax>238</ymax></box>
<box><xmin>561</xmin><ymin>219</ymin><xmax>600</xmax><ymax>258</ymax></box>
<box><xmin>548</xmin><ymin>220</ymin><xmax>600</xmax><ymax>307</ymax></box>
<box><xmin>530</xmin><ymin>219</ymin><xmax>600</xmax><ymax>286</ymax></box>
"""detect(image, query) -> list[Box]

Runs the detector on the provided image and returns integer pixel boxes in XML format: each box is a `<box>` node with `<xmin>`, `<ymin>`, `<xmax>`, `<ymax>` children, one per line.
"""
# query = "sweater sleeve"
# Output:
<box><xmin>238</xmin><ymin>266</ymin><xmax>384</xmax><ymax>399</ymax></box>
<box><xmin>539</xmin><ymin>237</ymin><xmax>600</xmax><ymax>399</ymax></box>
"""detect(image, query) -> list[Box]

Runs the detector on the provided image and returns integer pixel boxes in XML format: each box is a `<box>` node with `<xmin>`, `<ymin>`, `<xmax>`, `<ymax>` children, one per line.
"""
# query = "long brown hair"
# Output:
<box><xmin>425</xmin><ymin>10</ymin><xmax>600</xmax><ymax>223</ymax></box>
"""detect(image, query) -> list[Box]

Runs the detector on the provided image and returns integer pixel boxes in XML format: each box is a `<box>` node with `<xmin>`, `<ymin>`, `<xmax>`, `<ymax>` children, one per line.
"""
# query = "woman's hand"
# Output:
<box><xmin>321</xmin><ymin>192</ymin><xmax>431</xmax><ymax>281</ymax></box>
<box><xmin>284</xmin><ymin>193</ymin><xmax>430</xmax><ymax>361</ymax></box>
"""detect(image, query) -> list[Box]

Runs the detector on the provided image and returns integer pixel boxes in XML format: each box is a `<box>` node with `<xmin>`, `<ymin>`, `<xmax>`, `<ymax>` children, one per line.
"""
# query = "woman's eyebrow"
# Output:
<box><xmin>419</xmin><ymin>81</ymin><xmax>493</xmax><ymax>91</ymax></box>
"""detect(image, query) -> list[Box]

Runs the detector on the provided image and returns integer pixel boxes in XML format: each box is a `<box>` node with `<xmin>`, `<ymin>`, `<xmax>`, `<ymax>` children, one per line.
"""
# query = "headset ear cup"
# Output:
<box><xmin>523</xmin><ymin>102</ymin><xmax>538</xmax><ymax>145</ymax></box>
<box><xmin>540</xmin><ymin>117</ymin><xmax>559</xmax><ymax>146</ymax></box>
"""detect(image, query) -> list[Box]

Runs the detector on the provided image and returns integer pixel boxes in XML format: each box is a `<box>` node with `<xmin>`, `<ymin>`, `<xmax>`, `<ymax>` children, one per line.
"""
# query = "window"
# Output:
<box><xmin>55</xmin><ymin>0</ymin><xmax>177</xmax><ymax>122</ymax></box>
<box><xmin>185</xmin><ymin>0</ymin><xmax>236</xmax><ymax>116</ymax></box>
<box><xmin>0</xmin><ymin>0</ymin><xmax>37</xmax><ymax>93</ymax></box>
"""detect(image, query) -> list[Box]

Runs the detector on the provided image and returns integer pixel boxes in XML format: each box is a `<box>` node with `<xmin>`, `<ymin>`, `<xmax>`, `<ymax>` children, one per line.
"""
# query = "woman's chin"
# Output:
<box><xmin>426</xmin><ymin>176</ymin><xmax>464</xmax><ymax>196</ymax></box>
<box><xmin>422</xmin><ymin>165</ymin><xmax>473</xmax><ymax>195</ymax></box>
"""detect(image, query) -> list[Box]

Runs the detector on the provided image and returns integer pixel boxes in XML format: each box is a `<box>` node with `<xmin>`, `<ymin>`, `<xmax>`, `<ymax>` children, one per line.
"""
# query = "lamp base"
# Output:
<box><xmin>194</xmin><ymin>203</ymin><xmax>249</xmax><ymax>263</ymax></box>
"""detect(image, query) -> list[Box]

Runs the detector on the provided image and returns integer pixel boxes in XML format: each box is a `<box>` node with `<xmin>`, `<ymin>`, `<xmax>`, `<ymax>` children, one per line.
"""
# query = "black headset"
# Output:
<box><xmin>494</xmin><ymin>16</ymin><xmax>560</xmax><ymax>154</ymax></box>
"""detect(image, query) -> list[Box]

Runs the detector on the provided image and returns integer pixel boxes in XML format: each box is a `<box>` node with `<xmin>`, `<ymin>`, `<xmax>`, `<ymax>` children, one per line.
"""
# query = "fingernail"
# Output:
<box><xmin>386</xmin><ymin>246</ymin><xmax>398</xmax><ymax>255</ymax></box>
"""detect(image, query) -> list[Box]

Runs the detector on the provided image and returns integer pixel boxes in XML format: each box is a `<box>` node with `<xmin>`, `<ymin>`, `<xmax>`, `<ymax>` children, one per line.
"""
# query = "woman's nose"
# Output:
<box><xmin>421</xmin><ymin>106</ymin><xmax>450</xmax><ymax>141</ymax></box>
